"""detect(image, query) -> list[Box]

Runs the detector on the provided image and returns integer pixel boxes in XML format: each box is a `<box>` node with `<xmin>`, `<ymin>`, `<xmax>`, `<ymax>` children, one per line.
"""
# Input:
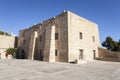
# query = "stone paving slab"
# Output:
<box><xmin>0</xmin><ymin>59</ymin><xmax>120</xmax><ymax>80</ymax></box>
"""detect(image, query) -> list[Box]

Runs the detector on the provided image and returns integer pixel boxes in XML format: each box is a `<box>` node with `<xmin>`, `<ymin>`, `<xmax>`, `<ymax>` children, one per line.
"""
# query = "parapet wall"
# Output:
<box><xmin>98</xmin><ymin>47</ymin><xmax>120</xmax><ymax>62</ymax></box>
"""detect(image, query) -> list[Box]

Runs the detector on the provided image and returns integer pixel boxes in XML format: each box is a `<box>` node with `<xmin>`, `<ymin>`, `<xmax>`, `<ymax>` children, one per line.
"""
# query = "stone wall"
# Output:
<box><xmin>18</xmin><ymin>11</ymin><xmax>68</xmax><ymax>62</ymax></box>
<box><xmin>55</xmin><ymin>12</ymin><xmax>68</xmax><ymax>62</ymax></box>
<box><xmin>0</xmin><ymin>35</ymin><xmax>17</xmax><ymax>59</ymax></box>
<box><xmin>98</xmin><ymin>48</ymin><xmax>120</xmax><ymax>62</ymax></box>
<box><xmin>68</xmin><ymin>11</ymin><xmax>100</xmax><ymax>62</ymax></box>
<box><xmin>18</xmin><ymin>26</ymin><xmax>39</xmax><ymax>59</ymax></box>
<box><xmin>37</xmin><ymin>12</ymin><xmax>68</xmax><ymax>62</ymax></box>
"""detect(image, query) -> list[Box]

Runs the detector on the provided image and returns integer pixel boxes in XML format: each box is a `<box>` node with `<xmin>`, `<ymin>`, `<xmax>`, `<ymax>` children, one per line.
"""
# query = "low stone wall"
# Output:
<box><xmin>0</xmin><ymin>35</ymin><xmax>17</xmax><ymax>59</ymax></box>
<box><xmin>98</xmin><ymin>48</ymin><xmax>120</xmax><ymax>62</ymax></box>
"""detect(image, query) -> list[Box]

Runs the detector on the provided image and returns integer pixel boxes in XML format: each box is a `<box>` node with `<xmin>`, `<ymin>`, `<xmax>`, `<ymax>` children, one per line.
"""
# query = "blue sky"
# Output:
<box><xmin>0</xmin><ymin>0</ymin><xmax>120</xmax><ymax>45</ymax></box>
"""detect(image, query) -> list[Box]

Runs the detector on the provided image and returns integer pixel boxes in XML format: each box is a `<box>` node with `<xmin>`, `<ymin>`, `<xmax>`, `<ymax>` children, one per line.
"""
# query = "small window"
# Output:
<box><xmin>79</xmin><ymin>49</ymin><xmax>83</xmax><ymax>59</ymax></box>
<box><xmin>55</xmin><ymin>50</ymin><xmax>58</xmax><ymax>56</ymax></box>
<box><xmin>40</xmin><ymin>36</ymin><xmax>42</xmax><ymax>42</ymax></box>
<box><xmin>79</xmin><ymin>32</ymin><xmax>82</xmax><ymax>39</ymax></box>
<box><xmin>55</xmin><ymin>33</ymin><xmax>58</xmax><ymax>40</ymax></box>
<box><xmin>92</xmin><ymin>36</ymin><xmax>95</xmax><ymax>42</ymax></box>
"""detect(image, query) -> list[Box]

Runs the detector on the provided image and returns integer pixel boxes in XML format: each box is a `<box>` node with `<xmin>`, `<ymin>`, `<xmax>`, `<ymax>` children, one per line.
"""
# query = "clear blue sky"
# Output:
<box><xmin>0</xmin><ymin>0</ymin><xmax>120</xmax><ymax>45</ymax></box>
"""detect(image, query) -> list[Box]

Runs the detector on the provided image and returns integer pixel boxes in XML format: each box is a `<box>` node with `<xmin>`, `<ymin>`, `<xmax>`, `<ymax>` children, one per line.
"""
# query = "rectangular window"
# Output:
<box><xmin>92</xmin><ymin>36</ymin><xmax>95</xmax><ymax>42</ymax></box>
<box><xmin>55</xmin><ymin>50</ymin><xmax>58</xmax><ymax>56</ymax></box>
<box><xmin>79</xmin><ymin>49</ymin><xmax>83</xmax><ymax>59</ymax></box>
<box><xmin>55</xmin><ymin>33</ymin><xmax>58</xmax><ymax>40</ymax></box>
<box><xmin>80</xmin><ymin>32</ymin><xmax>82</xmax><ymax>39</ymax></box>
<box><xmin>40</xmin><ymin>36</ymin><xmax>42</xmax><ymax>42</ymax></box>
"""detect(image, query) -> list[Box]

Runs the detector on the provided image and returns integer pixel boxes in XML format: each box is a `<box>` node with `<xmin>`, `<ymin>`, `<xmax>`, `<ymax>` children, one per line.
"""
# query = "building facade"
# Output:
<box><xmin>18</xmin><ymin>11</ymin><xmax>100</xmax><ymax>63</ymax></box>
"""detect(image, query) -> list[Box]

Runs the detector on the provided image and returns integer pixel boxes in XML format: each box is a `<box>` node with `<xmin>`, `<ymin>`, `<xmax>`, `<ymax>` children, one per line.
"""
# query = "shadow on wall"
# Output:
<box><xmin>20</xmin><ymin>49</ymin><xmax>25</xmax><ymax>59</ymax></box>
<box><xmin>16</xmin><ymin>48</ymin><xmax>25</xmax><ymax>59</ymax></box>
<box><xmin>14</xmin><ymin>37</ymin><xmax>18</xmax><ymax>48</ymax></box>
<box><xmin>34</xmin><ymin>37</ymin><xmax>44</xmax><ymax>61</ymax></box>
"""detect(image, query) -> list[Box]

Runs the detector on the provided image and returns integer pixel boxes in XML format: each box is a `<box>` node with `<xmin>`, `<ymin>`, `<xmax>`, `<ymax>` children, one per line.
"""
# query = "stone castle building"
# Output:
<box><xmin>18</xmin><ymin>11</ymin><xmax>100</xmax><ymax>63</ymax></box>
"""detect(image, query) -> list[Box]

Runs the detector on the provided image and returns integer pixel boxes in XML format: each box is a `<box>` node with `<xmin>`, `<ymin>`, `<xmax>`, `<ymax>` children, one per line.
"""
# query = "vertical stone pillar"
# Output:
<box><xmin>28</xmin><ymin>31</ymin><xmax>38</xmax><ymax>60</ymax></box>
<box><xmin>49</xmin><ymin>26</ymin><xmax>55</xmax><ymax>62</ymax></box>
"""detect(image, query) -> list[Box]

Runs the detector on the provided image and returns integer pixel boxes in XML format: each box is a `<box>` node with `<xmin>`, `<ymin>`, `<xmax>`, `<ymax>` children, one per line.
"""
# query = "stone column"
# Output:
<box><xmin>43</xmin><ymin>26</ymin><xmax>55</xmax><ymax>62</ymax></box>
<box><xmin>49</xmin><ymin>26</ymin><xmax>55</xmax><ymax>62</ymax></box>
<box><xmin>28</xmin><ymin>31</ymin><xmax>38</xmax><ymax>60</ymax></box>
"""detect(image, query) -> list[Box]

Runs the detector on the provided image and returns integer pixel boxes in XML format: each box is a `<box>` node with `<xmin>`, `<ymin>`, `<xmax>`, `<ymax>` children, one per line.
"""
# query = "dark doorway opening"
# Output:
<box><xmin>93</xmin><ymin>50</ymin><xmax>96</xmax><ymax>59</ymax></box>
<box><xmin>39</xmin><ymin>50</ymin><xmax>43</xmax><ymax>61</ymax></box>
<box><xmin>20</xmin><ymin>49</ymin><xmax>25</xmax><ymax>59</ymax></box>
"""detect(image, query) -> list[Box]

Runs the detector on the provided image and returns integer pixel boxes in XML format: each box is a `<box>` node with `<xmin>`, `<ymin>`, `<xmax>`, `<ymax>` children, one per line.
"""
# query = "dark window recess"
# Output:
<box><xmin>55</xmin><ymin>50</ymin><xmax>58</xmax><ymax>56</ymax></box>
<box><xmin>40</xmin><ymin>36</ymin><xmax>42</xmax><ymax>42</ymax></box>
<box><xmin>80</xmin><ymin>32</ymin><xmax>82</xmax><ymax>39</ymax></box>
<box><xmin>92</xmin><ymin>36</ymin><xmax>95</xmax><ymax>42</ymax></box>
<box><xmin>55</xmin><ymin>33</ymin><xmax>58</xmax><ymax>40</ymax></box>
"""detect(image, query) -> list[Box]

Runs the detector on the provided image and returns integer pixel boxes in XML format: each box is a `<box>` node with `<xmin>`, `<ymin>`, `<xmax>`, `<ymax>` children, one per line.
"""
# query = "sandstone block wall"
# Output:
<box><xmin>55</xmin><ymin>12</ymin><xmax>68</xmax><ymax>62</ymax></box>
<box><xmin>18</xmin><ymin>25</ymin><xmax>39</xmax><ymax>59</ymax></box>
<box><xmin>68</xmin><ymin>11</ymin><xmax>100</xmax><ymax>62</ymax></box>
<box><xmin>36</xmin><ymin>12</ymin><xmax>68</xmax><ymax>62</ymax></box>
<box><xmin>18</xmin><ymin>11</ymin><xmax>68</xmax><ymax>62</ymax></box>
<box><xmin>98</xmin><ymin>48</ymin><xmax>120</xmax><ymax>62</ymax></box>
<box><xmin>0</xmin><ymin>35</ymin><xmax>16</xmax><ymax>59</ymax></box>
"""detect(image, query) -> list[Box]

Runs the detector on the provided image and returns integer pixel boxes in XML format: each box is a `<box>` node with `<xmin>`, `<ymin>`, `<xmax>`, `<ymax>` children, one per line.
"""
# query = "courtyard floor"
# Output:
<box><xmin>0</xmin><ymin>59</ymin><xmax>120</xmax><ymax>80</ymax></box>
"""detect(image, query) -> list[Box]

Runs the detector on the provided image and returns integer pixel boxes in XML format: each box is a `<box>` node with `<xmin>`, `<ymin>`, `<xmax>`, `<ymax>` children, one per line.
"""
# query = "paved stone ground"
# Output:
<box><xmin>0</xmin><ymin>59</ymin><xmax>120</xmax><ymax>80</ymax></box>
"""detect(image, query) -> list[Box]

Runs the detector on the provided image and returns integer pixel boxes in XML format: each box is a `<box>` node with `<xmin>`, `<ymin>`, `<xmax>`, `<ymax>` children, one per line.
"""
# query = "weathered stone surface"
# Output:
<box><xmin>18</xmin><ymin>11</ymin><xmax>100</xmax><ymax>63</ymax></box>
<box><xmin>98</xmin><ymin>48</ymin><xmax>120</xmax><ymax>62</ymax></box>
<box><xmin>68</xmin><ymin>11</ymin><xmax>100</xmax><ymax>62</ymax></box>
<box><xmin>28</xmin><ymin>31</ymin><xmax>38</xmax><ymax>60</ymax></box>
<box><xmin>0</xmin><ymin>35</ymin><xmax>17</xmax><ymax>59</ymax></box>
<box><xmin>0</xmin><ymin>59</ymin><xmax>120</xmax><ymax>80</ymax></box>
